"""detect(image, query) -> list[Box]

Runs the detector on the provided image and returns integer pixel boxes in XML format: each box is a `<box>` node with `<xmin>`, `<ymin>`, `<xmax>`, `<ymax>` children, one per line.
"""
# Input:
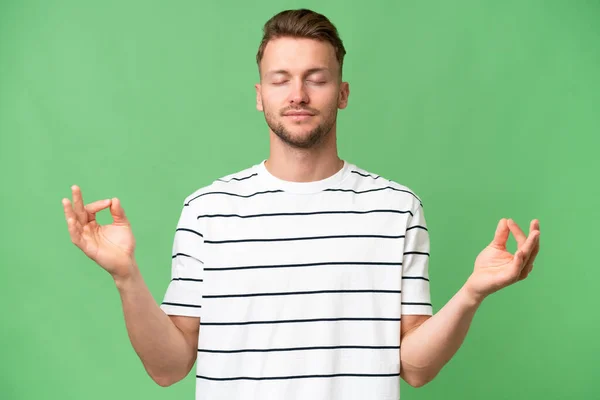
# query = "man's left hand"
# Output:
<box><xmin>464</xmin><ymin>218</ymin><xmax>541</xmax><ymax>303</ymax></box>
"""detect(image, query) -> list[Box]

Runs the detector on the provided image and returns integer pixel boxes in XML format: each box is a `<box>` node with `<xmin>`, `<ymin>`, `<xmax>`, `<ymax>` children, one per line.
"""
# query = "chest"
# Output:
<box><xmin>200</xmin><ymin>196</ymin><xmax>410</xmax><ymax>299</ymax></box>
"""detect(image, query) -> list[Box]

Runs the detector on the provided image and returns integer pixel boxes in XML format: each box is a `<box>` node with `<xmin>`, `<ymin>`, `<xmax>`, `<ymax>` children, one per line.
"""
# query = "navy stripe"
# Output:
<box><xmin>198</xmin><ymin>345</ymin><xmax>400</xmax><ymax>353</ymax></box>
<box><xmin>216</xmin><ymin>173</ymin><xmax>258</xmax><ymax>183</ymax></box>
<box><xmin>186</xmin><ymin>189</ymin><xmax>285</xmax><ymax>205</ymax></box>
<box><xmin>175</xmin><ymin>228</ymin><xmax>203</xmax><ymax>238</ymax></box>
<box><xmin>404</xmin><ymin>251</ymin><xmax>430</xmax><ymax>256</ymax></box>
<box><xmin>196</xmin><ymin>372</ymin><xmax>400</xmax><ymax>381</ymax></box>
<box><xmin>406</xmin><ymin>225</ymin><xmax>428</xmax><ymax>232</ymax></box>
<box><xmin>402</xmin><ymin>302</ymin><xmax>432</xmax><ymax>306</ymax></box>
<box><xmin>186</xmin><ymin>186</ymin><xmax>421</xmax><ymax>206</ymax></box>
<box><xmin>350</xmin><ymin>170</ymin><xmax>382</xmax><ymax>180</ymax></box>
<box><xmin>205</xmin><ymin>234</ymin><xmax>405</xmax><ymax>245</ymax></box>
<box><xmin>171</xmin><ymin>278</ymin><xmax>203</xmax><ymax>282</ymax></box>
<box><xmin>324</xmin><ymin>186</ymin><xmax>421</xmax><ymax>205</ymax></box>
<box><xmin>197</xmin><ymin>209</ymin><xmax>413</xmax><ymax>219</ymax></box>
<box><xmin>204</xmin><ymin>261</ymin><xmax>402</xmax><ymax>272</ymax></box>
<box><xmin>203</xmin><ymin>289</ymin><xmax>401</xmax><ymax>299</ymax></box>
<box><xmin>161</xmin><ymin>302</ymin><xmax>202</xmax><ymax>308</ymax></box>
<box><xmin>201</xmin><ymin>317</ymin><xmax>401</xmax><ymax>326</ymax></box>
<box><xmin>402</xmin><ymin>276</ymin><xmax>430</xmax><ymax>282</ymax></box>
<box><xmin>172</xmin><ymin>253</ymin><xmax>204</xmax><ymax>263</ymax></box>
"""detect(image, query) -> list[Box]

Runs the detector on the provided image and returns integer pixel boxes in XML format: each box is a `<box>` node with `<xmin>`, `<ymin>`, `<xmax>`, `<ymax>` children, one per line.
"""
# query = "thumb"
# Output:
<box><xmin>490</xmin><ymin>218</ymin><xmax>509</xmax><ymax>249</ymax></box>
<box><xmin>110</xmin><ymin>197</ymin><xmax>129</xmax><ymax>225</ymax></box>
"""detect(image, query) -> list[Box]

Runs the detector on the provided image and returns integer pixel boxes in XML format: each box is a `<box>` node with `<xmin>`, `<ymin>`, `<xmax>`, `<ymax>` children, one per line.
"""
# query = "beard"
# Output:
<box><xmin>264</xmin><ymin>106</ymin><xmax>337</xmax><ymax>149</ymax></box>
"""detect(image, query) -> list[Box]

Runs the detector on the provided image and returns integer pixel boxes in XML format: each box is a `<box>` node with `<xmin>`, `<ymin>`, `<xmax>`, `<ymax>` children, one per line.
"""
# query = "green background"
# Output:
<box><xmin>1</xmin><ymin>0</ymin><xmax>598</xmax><ymax>399</ymax></box>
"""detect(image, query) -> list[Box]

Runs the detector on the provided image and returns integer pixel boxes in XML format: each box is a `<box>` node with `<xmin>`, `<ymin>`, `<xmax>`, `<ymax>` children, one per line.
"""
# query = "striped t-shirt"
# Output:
<box><xmin>160</xmin><ymin>159</ymin><xmax>432</xmax><ymax>400</ymax></box>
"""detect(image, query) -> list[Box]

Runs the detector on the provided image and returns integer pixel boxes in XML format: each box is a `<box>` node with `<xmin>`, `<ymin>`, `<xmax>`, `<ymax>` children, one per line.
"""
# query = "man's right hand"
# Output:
<box><xmin>62</xmin><ymin>185</ymin><xmax>198</xmax><ymax>386</ymax></box>
<box><xmin>62</xmin><ymin>185</ymin><xmax>136</xmax><ymax>282</ymax></box>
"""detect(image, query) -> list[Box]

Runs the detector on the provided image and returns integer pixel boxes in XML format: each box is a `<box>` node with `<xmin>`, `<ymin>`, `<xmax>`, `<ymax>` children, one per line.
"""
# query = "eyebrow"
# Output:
<box><xmin>266</xmin><ymin>68</ymin><xmax>330</xmax><ymax>77</ymax></box>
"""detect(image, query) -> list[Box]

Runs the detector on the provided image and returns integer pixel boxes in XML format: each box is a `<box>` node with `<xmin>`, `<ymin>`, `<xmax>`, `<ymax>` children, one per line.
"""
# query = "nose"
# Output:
<box><xmin>289</xmin><ymin>79</ymin><xmax>309</xmax><ymax>105</ymax></box>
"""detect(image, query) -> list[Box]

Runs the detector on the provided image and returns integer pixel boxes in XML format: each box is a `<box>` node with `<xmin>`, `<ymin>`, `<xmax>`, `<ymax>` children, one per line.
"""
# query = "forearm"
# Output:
<box><xmin>114</xmin><ymin>263</ymin><xmax>195</xmax><ymax>385</ymax></box>
<box><xmin>400</xmin><ymin>285</ymin><xmax>482</xmax><ymax>387</ymax></box>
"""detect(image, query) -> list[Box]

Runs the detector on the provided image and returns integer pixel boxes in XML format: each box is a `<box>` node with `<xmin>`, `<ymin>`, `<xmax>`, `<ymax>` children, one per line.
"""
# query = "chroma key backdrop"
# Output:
<box><xmin>1</xmin><ymin>1</ymin><xmax>598</xmax><ymax>399</ymax></box>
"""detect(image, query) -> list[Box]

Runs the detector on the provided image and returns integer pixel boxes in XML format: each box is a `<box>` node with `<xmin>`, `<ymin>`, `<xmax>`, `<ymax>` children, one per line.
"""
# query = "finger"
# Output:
<box><xmin>518</xmin><ymin>265</ymin><xmax>530</xmax><ymax>281</ymax></box>
<box><xmin>62</xmin><ymin>198</ymin><xmax>83</xmax><ymax>247</ymax></box>
<box><xmin>517</xmin><ymin>220</ymin><xmax>540</xmax><ymax>271</ymax></box>
<box><xmin>85</xmin><ymin>199</ymin><xmax>112</xmax><ymax>222</ymax></box>
<box><xmin>530</xmin><ymin>219</ymin><xmax>540</xmax><ymax>234</ymax></box>
<box><xmin>507</xmin><ymin>218</ymin><xmax>527</xmax><ymax>248</ymax></box>
<box><xmin>520</xmin><ymin>249</ymin><xmax>535</xmax><ymax>280</ymax></box>
<box><xmin>62</xmin><ymin>197</ymin><xmax>77</xmax><ymax>222</ymax></box>
<box><xmin>110</xmin><ymin>197</ymin><xmax>129</xmax><ymax>225</ymax></box>
<box><xmin>525</xmin><ymin>233</ymin><xmax>541</xmax><ymax>273</ymax></box>
<box><xmin>508</xmin><ymin>250</ymin><xmax>526</xmax><ymax>281</ymax></box>
<box><xmin>520</xmin><ymin>252</ymin><xmax>536</xmax><ymax>281</ymax></box>
<box><xmin>521</xmin><ymin>261</ymin><xmax>534</xmax><ymax>280</ymax></box>
<box><xmin>520</xmin><ymin>230</ymin><xmax>540</xmax><ymax>267</ymax></box>
<box><xmin>511</xmin><ymin>237</ymin><xmax>535</xmax><ymax>281</ymax></box>
<box><xmin>63</xmin><ymin>198</ymin><xmax>82</xmax><ymax>234</ymax></box>
<box><xmin>530</xmin><ymin>234</ymin><xmax>540</xmax><ymax>264</ymax></box>
<box><xmin>490</xmin><ymin>218</ymin><xmax>510</xmax><ymax>249</ymax></box>
<box><xmin>71</xmin><ymin>185</ymin><xmax>88</xmax><ymax>225</ymax></box>
<box><xmin>528</xmin><ymin>219</ymin><xmax>541</xmax><ymax>247</ymax></box>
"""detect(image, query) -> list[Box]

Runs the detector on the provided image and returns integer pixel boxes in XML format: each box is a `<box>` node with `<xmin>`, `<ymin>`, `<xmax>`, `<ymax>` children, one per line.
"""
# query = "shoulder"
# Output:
<box><xmin>347</xmin><ymin>163</ymin><xmax>423</xmax><ymax>210</ymax></box>
<box><xmin>181</xmin><ymin>163</ymin><xmax>260</xmax><ymax>207</ymax></box>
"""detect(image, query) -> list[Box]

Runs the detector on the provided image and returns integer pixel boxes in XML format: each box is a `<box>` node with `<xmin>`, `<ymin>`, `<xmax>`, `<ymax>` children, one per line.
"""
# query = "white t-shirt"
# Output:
<box><xmin>160</xmin><ymin>159</ymin><xmax>432</xmax><ymax>400</ymax></box>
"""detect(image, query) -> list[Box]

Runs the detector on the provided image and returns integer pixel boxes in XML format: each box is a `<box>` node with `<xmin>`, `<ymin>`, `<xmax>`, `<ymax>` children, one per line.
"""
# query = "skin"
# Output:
<box><xmin>62</xmin><ymin>191</ymin><xmax>199</xmax><ymax>386</ymax></box>
<box><xmin>398</xmin><ymin>218</ymin><xmax>540</xmax><ymax>386</ymax></box>
<box><xmin>62</xmin><ymin>36</ymin><xmax>541</xmax><ymax>388</ymax></box>
<box><xmin>255</xmin><ymin>37</ymin><xmax>349</xmax><ymax>183</ymax></box>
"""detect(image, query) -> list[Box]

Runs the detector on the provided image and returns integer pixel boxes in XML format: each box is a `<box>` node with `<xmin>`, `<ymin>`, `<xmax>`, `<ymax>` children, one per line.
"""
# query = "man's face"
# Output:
<box><xmin>255</xmin><ymin>37</ymin><xmax>349</xmax><ymax>149</ymax></box>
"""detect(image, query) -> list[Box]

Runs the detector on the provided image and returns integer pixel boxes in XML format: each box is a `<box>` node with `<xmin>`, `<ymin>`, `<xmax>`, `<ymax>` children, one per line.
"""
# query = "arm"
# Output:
<box><xmin>399</xmin><ymin>218</ymin><xmax>541</xmax><ymax>388</ymax></box>
<box><xmin>399</xmin><ymin>288</ymin><xmax>480</xmax><ymax>387</ymax></box>
<box><xmin>115</xmin><ymin>265</ymin><xmax>200</xmax><ymax>387</ymax></box>
<box><xmin>62</xmin><ymin>186</ymin><xmax>201</xmax><ymax>387</ymax></box>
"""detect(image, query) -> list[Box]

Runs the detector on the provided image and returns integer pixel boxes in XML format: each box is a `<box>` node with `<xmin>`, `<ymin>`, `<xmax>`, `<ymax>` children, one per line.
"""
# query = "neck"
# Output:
<box><xmin>265</xmin><ymin>125</ymin><xmax>343</xmax><ymax>183</ymax></box>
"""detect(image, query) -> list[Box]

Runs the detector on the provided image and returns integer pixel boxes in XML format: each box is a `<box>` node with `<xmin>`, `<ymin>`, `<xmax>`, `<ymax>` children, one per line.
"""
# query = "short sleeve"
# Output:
<box><xmin>401</xmin><ymin>199</ymin><xmax>433</xmax><ymax>315</ymax></box>
<box><xmin>160</xmin><ymin>201</ymin><xmax>205</xmax><ymax>318</ymax></box>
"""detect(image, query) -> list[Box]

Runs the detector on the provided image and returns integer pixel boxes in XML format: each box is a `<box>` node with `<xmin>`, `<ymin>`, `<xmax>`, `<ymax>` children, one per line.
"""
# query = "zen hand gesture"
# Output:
<box><xmin>62</xmin><ymin>185</ymin><xmax>136</xmax><ymax>281</ymax></box>
<box><xmin>465</xmin><ymin>218</ymin><xmax>541</xmax><ymax>302</ymax></box>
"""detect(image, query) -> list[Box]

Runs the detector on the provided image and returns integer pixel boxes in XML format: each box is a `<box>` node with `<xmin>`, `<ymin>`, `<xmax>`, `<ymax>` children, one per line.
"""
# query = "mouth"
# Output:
<box><xmin>283</xmin><ymin>111</ymin><xmax>315</xmax><ymax>121</ymax></box>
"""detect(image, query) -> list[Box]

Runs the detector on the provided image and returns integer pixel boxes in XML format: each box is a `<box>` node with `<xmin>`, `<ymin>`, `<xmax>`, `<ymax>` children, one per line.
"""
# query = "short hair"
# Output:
<box><xmin>256</xmin><ymin>9</ymin><xmax>346</xmax><ymax>78</ymax></box>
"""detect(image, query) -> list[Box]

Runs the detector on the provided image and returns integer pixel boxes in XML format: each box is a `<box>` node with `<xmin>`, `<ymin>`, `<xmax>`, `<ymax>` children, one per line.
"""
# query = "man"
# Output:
<box><xmin>62</xmin><ymin>8</ymin><xmax>540</xmax><ymax>400</ymax></box>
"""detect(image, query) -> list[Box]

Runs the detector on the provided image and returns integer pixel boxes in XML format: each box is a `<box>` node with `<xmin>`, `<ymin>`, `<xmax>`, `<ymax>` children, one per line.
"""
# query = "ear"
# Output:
<box><xmin>337</xmin><ymin>81</ymin><xmax>350</xmax><ymax>110</ymax></box>
<box><xmin>255</xmin><ymin>83</ymin><xmax>264</xmax><ymax>112</ymax></box>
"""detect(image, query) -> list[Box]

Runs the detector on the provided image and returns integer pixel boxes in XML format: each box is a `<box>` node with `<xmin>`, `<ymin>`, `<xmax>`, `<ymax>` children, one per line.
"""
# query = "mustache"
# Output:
<box><xmin>280</xmin><ymin>107</ymin><xmax>319</xmax><ymax>116</ymax></box>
